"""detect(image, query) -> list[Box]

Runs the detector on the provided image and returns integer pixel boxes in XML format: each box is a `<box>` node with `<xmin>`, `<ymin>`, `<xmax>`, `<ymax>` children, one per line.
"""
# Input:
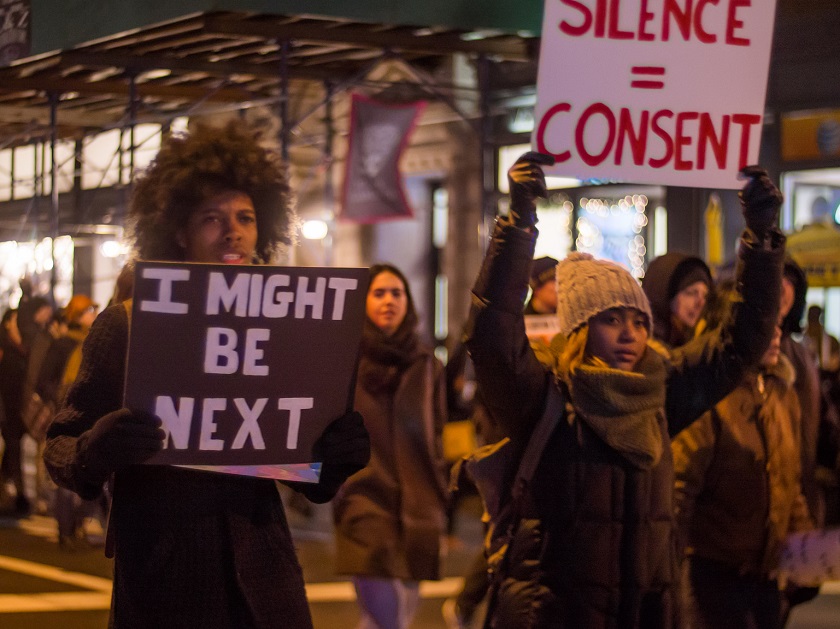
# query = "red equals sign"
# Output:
<box><xmin>631</xmin><ymin>66</ymin><xmax>665</xmax><ymax>90</ymax></box>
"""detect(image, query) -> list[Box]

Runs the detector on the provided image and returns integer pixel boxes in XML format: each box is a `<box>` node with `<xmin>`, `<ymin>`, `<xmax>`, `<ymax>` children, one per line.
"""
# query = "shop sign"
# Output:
<box><xmin>787</xmin><ymin>223</ymin><xmax>840</xmax><ymax>287</ymax></box>
<box><xmin>124</xmin><ymin>261</ymin><xmax>367</xmax><ymax>480</ymax></box>
<box><xmin>781</xmin><ymin>110</ymin><xmax>840</xmax><ymax>163</ymax></box>
<box><xmin>533</xmin><ymin>0</ymin><xmax>777</xmax><ymax>189</ymax></box>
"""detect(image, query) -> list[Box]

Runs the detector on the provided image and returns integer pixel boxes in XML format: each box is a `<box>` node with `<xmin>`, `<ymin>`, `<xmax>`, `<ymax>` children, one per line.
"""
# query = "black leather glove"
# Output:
<box><xmin>507</xmin><ymin>152</ymin><xmax>555</xmax><ymax>228</ymax></box>
<box><xmin>80</xmin><ymin>408</ymin><xmax>164</xmax><ymax>482</ymax></box>
<box><xmin>739</xmin><ymin>165</ymin><xmax>782</xmax><ymax>237</ymax></box>
<box><xmin>294</xmin><ymin>411</ymin><xmax>370</xmax><ymax>504</ymax></box>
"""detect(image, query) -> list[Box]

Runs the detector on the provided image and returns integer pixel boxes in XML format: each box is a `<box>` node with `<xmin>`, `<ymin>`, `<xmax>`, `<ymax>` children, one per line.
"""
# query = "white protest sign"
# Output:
<box><xmin>533</xmin><ymin>0</ymin><xmax>778</xmax><ymax>189</ymax></box>
<box><xmin>525</xmin><ymin>314</ymin><xmax>561</xmax><ymax>346</ymax></box>
<box><xmin>124</xmin><ymin>262</ymin><xmax>368</xmax><ymax>481</ymax></box>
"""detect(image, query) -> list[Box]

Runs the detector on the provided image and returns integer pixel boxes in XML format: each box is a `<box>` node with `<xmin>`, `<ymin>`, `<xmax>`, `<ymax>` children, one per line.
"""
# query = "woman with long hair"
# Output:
<box><xmin>334</xmin><ymin>264</ymin><xmax>449</xmax><ymax>629</ymax></box>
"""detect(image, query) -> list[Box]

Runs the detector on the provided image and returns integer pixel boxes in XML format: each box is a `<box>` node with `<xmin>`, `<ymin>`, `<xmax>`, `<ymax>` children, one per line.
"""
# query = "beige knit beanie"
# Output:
<box><xmin>555</xmin><ymin>252</ymin><xmax>652</xmax><ymax>336</ymax></box>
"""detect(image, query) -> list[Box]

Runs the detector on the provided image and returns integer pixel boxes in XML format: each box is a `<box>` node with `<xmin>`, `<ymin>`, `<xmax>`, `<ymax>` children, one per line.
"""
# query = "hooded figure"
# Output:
<box><xmin>643</xmin><ymin>253</ymin><xmax>713</xmax><ymax>349</ymax></box>
<box><xmin>779</xmin><ymin>258</ymin><xmax>833</xmax><ymax>529</ymax></box>
<box><xmin>524</xmin><ymin>256</ymin><xmax>559</xmax><ymax>315</ymax></box>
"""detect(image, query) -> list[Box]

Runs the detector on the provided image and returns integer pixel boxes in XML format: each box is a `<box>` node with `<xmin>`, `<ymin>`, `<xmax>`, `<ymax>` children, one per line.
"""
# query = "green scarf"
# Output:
<box><xmin>567</xmin><ymin>348</ymin><xmax>667</xmax><ymax>470</ymax></box>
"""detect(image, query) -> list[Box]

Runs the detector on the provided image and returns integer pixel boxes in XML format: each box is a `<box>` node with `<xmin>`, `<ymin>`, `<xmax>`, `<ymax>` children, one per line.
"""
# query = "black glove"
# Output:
<box><xmin>80</xmin><ymin>408</ymin><xmax>164</xmax><ymax>481</ymax></box>
<box><xmin>739</xmin><ymin>165</ymin><xmax>782</xmax><ymax>237</ymax></box>
<box><xmin>299</xmin><ymin>411</ymin><xmax>371</xmax><ymax>503</ymax></box>
<box><xmin>507</xmin><ymin>152</ymin><xmax>555</xmax><ymax>228</ymax></box>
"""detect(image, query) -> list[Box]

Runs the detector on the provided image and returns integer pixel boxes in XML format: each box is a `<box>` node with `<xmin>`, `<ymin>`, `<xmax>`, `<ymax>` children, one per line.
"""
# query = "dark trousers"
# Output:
<box><xmin>683</xmin><ymin>556</ymin><xmax>784</xmax><ymax>629</ymax></box>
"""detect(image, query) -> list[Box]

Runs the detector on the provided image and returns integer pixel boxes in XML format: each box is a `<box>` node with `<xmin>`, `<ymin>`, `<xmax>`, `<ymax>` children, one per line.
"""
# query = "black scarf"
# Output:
<box><xmin>359</xmin><ymin>318</ymin><xmax>420</xmax><ymax>394</ymax></box>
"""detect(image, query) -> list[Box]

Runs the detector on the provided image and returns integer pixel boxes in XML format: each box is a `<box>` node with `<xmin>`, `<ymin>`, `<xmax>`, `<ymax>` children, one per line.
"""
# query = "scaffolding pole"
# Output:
<box><xmin>477</xmin><ymin>55</ymin><xmax>495</xmax><ymax>236</ymax></box>
<box><xmin>323</xmin><ymin>80</ymin><xmax>335</xmax><ymax>266</ymax></box>
<box><xmin>48</xmin><ymin>92</ymin><xmax>59</xmax><ymax>305</ymax></box>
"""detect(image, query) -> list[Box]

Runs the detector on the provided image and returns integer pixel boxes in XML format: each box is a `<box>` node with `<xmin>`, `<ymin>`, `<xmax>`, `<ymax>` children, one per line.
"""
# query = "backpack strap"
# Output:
<box><xmin>511</xmin><ymin>381</ymin><xmax>565</xmax><ymax>502</ymax></box>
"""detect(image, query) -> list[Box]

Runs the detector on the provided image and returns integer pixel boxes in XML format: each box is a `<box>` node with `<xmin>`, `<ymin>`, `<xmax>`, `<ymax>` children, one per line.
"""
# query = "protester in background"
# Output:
<box><xmin>643</xmin><ymin>252</ymin><xmax>713</xmax><ymax>349</ymax></box>
<box><xmin>37</xmin><ymin>296</ymin><xmax>97</xmax><ymax>409</ymax></box>
<box><xmin>778</xmin><ymin>260</ymin><xmax>835</xmax><ymax>529</ymax></box>
<box><xmin>672</xmin><ymin>322</ymin><xmax>813</xmax><ymax>629</ymax></box>
<box><xmin>0</xmin><ymin>307</ymin><xmax>30</xmax><ymax>516</ymax></box>
<box><xmin>43</xmin><ymin>121</ymin><xmax>370</xmax><ymax>629</ymax></box>
<box><xmin>523</xmin><ymin>256</ymin><xmax>558</xmax><ymax>315</ymax></box>
<box><xmin>17</xmin><ymin>294</ymin><xmax>52</xmax><ymax>354</ymax></box>
<box><xmin>20</xmin><ymin>308</ymin><xmax>65</xmax><ymax>514</ymax></box>
<box><xmin>805</xmin><ymin>305</ymin><xmax>840</xmax><ymax>375</ymax></box>
<box><xmin>334</xmin><ymin>263</ymin><xmax>449</xmax><ymax>629</ymax></box>
<box><xmin>108</xmin><ymin>262</ymin><xmax>135</xmax><ymax>306</ymax></box>
<box><xmin>465</xmin><ymin>154</ymin><xmax>784</xmax><ymax>629</ymax></box>
<box><xmin>36</xmin><ymin>295</ymin><xmax>101</xmax><ymax>550</ymax></box>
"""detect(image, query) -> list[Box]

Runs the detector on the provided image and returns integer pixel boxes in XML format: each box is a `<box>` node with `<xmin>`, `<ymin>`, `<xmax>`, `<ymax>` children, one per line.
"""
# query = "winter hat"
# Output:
<box><xmin>643</xmin><ymin>253</ymin><xmax>712</xmax><ymax>323</ymax></box>
<box><xmin>63</xmin><ymin>294</ymin><xmax>97</xmax><ymax>324</ymax></box>
<box><xmin>671</xmin><ymin>260</ymin><xmax>712</xmax><ymax>297</ymax></box>
<box><xmin>530</xmin><ymin>256</ymin><xmax>559</xmax><ymax>290</ymax></box>
<box><xmin>555</xmin><ymin>253</ymin><xmax>652</xmax><ymax>336</ymax></box>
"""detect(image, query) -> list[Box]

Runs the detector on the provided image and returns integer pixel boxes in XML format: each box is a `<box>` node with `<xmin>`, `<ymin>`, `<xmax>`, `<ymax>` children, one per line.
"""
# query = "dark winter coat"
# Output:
<box><xmin>672</xmin><ymin>355</ymin><xmax>813</xmax><ymax>579</ymax></box>
<box><xmin>0</xmin><ymin>331</ymin><xmax>26</xmax><ymax>427</ymax></box>
<box><xmin>781</xmin><ymin>336</ymin><xmax>825</xmax><ymax>525</ymax></box>
<box><xmin>36</xmin><ymin>328</ymin><xmax>85</xmax><ymax>405</ymax></box>
<box><xmin>333</xmin><ymin>343</ymin><xmax>449</xmax><ymax>581</ymax></box>
<box><xmin>780</xmin><ymin>258</ymin><xmax>829</xmax><ymax>527</ymax></box>
<box><xmin>465</xmin><ymin>219</ymin><xmax>784</xmax><ymax>629</ymax></box>
<box><xmin>44</xmin><ymin>305</ymin><xmax>314</xmax><ymax>629</ymax></box>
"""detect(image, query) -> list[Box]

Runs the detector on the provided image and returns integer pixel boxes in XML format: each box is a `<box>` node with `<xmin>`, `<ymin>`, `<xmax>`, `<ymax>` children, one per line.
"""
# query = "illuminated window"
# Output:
<box><xmin>576</xmin><ymin>195</ymin><xmax>649</xmax><ymax>279</ymax></box>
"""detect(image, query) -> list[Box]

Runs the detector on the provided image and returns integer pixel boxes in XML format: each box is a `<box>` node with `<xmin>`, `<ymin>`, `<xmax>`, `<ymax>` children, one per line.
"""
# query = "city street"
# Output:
<box><xmin>0</xmin><ymin>488</ymin><xmax>487</xmax><ymax>629</ymax></box>
<box><xmin>2</xmin><ymin>491</ymin><xmax>840</xmax><ymax>628</ymax></box>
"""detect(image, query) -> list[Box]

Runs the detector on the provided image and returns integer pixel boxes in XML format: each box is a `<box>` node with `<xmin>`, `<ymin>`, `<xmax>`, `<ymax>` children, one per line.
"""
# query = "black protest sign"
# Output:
<box><xmin>124</xmin><ymin>262</ymin><xmax>367</xmax><ymax>472</ymax></box>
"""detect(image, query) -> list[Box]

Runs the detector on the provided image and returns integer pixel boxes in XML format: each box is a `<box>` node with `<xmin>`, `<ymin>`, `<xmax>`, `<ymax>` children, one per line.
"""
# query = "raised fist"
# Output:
<box><xmin>507</xmin><ymin>152</ymin><xmax>555</xmax><ymax>227</ymax></box>
<box><xmin>739</xmin><ymin>165</ymin><xmax>782</xmax><ymax>237</ymax></box>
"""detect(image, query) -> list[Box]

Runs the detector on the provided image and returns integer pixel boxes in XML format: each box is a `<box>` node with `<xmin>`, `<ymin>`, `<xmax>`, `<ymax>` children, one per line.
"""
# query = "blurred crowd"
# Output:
<box><xmin>1</xmin><ymin>130</ymin><xmax>840</xmax><ymax>629</ymax></box>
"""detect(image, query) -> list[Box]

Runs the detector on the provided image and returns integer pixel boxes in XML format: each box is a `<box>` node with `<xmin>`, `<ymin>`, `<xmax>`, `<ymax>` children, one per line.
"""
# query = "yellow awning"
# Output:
<box><xmin>787</xmin><ymin>222</ymin><xmax>840</xmax><ymax>287</ymax></box>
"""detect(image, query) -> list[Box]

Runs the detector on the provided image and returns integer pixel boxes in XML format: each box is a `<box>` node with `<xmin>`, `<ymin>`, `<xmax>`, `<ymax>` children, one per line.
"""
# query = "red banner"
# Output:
<box><xmin>340</xmin><ymin>93</ymin><xmax>425</xmax><ymax>223</ymax></box>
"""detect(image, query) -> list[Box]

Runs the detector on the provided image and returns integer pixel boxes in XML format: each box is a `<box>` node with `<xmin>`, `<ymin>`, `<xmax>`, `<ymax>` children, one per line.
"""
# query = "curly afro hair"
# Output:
<box><xmin>127</xmin><ymin>120</ymin><xmax>292</xmax><ymax>263</ymax></box>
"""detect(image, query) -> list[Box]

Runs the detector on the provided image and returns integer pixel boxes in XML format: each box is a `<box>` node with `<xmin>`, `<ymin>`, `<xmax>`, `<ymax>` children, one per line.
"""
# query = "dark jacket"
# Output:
<box><xmin>781</xmin><ymin>336</ymin><xmax>825</xmax><ymax>525</ymax></box>
<box><xmin>334</xmin><ymin>345</ymin><xmax>449</xmax><ymax>581</ymax></box>
<box><xmin>672</xmin><ymin>356</ymin><xmax>813</xmax><ymax>578</ymax></box>
<box><xmin>43</xmin><ymin>305</ymin><xmax>313</xmax><ymax>629</ymax></box>
<box><xmin>465</xmin><ymin>219</ymin><xmax>784</xmax><ymax>629</ymax></box>
<box><xmin>0</xmin><ymin>331</ymin><xmax>26</xmax><ymax>424</ymax></box>
<box><xmin>36</xmin><ymin>328</ymin><xmax>85</xmax><ymax>406</ymax></box>
<box><xmin>780</xmin><ymin>258</ymin><xmax>831</xmax><ymax>527</ymax></box>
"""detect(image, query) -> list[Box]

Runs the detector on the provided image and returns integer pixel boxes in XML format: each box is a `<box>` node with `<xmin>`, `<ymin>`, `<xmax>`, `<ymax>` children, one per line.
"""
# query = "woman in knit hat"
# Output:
<box><xmin>466</xmin><ymin>154</ymin><xmax>786</xmax><ymax>629</ymax></box>
<box><xmin>643</xmin><ymin>252</ymin><xmax>713</xmax><ymax>348</ymax></box>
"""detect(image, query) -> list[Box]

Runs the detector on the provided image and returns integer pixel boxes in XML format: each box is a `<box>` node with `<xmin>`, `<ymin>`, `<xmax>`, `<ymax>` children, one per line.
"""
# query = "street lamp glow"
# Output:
<box><xmin>301</xmin><ymin>219</ymin><xmax>329</xmax><ymax>240</ymax></box>
<box><xmin>100</xmin><ymin>240</ymin><xmax>123</xmax><ymax>258</ymax></box>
